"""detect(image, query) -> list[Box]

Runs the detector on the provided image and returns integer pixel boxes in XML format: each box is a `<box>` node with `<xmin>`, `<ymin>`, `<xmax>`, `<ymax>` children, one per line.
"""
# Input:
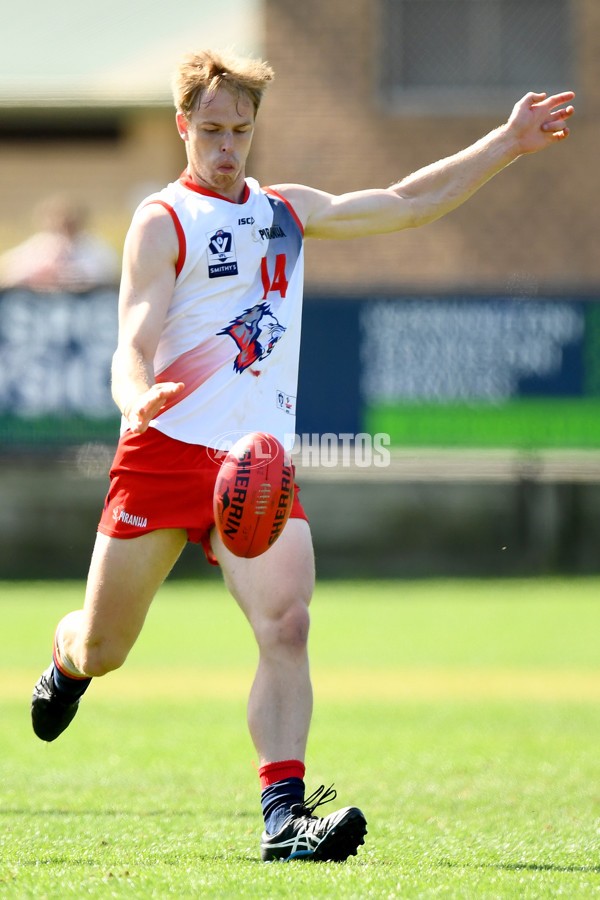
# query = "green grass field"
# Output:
<box><xmin>2</xmin><ymin>577</ymin><xmax>600</xmax><ymax>898</ymax></box>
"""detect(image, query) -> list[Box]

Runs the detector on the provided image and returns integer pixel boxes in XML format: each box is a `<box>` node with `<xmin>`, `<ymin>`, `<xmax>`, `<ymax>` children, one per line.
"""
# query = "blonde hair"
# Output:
<box><xmin>173</xmin><ymin>49</ymin><xmax>275</xmax><ymax>119</ymax></box>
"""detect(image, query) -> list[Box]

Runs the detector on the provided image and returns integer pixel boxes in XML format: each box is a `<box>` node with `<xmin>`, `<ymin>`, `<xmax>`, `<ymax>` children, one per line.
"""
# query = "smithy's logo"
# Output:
<box><xmin>207</xmin><ymin>227</ymin><xmax>238</xmax><ymax>278</ymax></box>
<box><xmin>218</xmin><ymin>302</ymin><xmax>286</xmax><ymax>373</ymax></box>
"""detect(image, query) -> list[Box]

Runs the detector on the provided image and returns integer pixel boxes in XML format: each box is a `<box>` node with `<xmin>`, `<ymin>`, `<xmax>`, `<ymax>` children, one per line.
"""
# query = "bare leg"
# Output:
<box><xmin>61</xmin><ymin>529</ymin><xmax>187</xmax><ymax>676</ymax></box>
<box><xmin>212</xmin><ymin>518</ymin><xmax>315</xmax><ymax>766</ymax></box>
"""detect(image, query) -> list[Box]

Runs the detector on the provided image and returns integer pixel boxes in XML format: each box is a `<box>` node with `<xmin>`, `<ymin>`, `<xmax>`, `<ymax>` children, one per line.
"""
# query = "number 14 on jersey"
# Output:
<box><xmin>261</xmin><ymin>254</ymin><xmax>288</xmax><ymax>299</ymax></box>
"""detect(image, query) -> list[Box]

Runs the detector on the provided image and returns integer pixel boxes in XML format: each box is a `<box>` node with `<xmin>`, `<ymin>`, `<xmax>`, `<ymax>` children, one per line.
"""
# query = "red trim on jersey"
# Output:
<box><xmin>179</xmin><ymin>170</ymin><xmax>251</xmax><ymax>204</ymax></box>
<box><xmin>262</xmin><ymin>186</ymin><xmax>305</xmax><ymax>237</ymax></box>
<box><xmin>144</xmin><ymin>200</ymin><xmax>186</xmax><ymax>278</ymax></box>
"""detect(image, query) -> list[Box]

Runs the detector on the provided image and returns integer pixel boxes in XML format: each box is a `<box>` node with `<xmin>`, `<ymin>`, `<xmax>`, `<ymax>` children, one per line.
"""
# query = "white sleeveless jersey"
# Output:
<box><xmin>132</xmin><ymin>173</ymin><xmax>305</xmax><ymax>451</ymax></box>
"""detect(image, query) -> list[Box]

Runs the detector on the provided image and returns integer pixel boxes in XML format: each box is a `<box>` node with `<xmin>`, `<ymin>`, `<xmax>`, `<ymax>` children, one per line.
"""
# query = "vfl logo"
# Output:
<box><xmin>207</xmin><ymin>227</ymin><xmax>238</xmax><ymax>278</ymax></box>
<box><xmin>218</xmin><ymin>302</ymin><xmax>286</xmax><ymax>373</ymax></box>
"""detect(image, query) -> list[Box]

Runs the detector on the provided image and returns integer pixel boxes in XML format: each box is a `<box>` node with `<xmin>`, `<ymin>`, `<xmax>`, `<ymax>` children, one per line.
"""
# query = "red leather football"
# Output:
<box><xmin>213</xmin><ymin>432</ymin><xmax>294</xmax><ymax>558</ymax></box>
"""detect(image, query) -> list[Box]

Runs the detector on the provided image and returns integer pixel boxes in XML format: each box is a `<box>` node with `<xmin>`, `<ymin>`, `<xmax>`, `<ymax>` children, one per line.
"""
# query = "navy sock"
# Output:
<box><xmin>261</xmin><ymin>777</ymin><xmax>305</xmax><ymax>835</ymax></box>
<box><xmin>52</xmin><ymin>664</ymin><xmax>91</xmax><ymax>701</ymax></box>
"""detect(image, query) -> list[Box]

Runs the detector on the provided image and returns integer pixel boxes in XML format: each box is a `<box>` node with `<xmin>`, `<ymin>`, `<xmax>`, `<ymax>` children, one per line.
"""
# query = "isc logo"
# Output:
<box><xmin>238</xmin><ymin>216</ymin><xmax>255</xmax><ymax>225</ymax></box>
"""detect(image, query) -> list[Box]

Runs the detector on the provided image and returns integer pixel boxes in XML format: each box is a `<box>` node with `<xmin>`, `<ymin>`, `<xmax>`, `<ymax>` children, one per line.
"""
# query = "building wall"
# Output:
<box><xmin>0</xmin><ymin>0</ymin><xmax>597</xmax><ymax>294</ymax></box>
<box><xmin>0</xmin><ymin>109</ymin><xmax>186</xmax><ymax>257</ymax></box>
<box><xmin>255</xmin><ymin>0</ymin><xmax>599</xmax><ymax>294</ymax></box>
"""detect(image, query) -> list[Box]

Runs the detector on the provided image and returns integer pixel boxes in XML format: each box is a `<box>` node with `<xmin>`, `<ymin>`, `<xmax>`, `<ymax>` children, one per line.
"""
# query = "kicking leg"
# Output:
<box><xmin>64</xmin><ymin>528</ymin><xmax>187</xmax><ymax>676</ymax></box>
<box><xmin>31</xmin><ymin>528</ymin><xmax>186</xmax><ymax>741</ymax></box>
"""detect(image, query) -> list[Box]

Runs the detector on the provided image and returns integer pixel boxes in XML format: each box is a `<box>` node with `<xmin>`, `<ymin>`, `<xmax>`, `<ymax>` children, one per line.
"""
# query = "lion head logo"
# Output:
<box><xmin>218</xmin><ymin>302</ymin><xmax>286</xmax><ymax>373</ymax></box>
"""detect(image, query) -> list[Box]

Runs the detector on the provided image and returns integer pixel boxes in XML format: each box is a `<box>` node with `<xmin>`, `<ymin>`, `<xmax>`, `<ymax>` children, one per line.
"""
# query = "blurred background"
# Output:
<box><xmin>0</xmin><ymin>0</ymin><xmax>598</xmax><ymax>579</ymax></box>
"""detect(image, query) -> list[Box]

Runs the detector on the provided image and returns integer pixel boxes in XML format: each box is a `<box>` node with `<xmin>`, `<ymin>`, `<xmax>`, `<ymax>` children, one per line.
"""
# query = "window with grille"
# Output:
<box><xmin>379</xmin><ymin>0</ymin><xmax>574</xmax><ymax>113</ymax></box>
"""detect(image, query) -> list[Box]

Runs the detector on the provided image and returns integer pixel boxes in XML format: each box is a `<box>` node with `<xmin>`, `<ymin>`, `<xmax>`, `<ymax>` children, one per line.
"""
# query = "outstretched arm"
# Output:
<box><xmin>278</xmin><ymin>91</ymin><xmax>574</xmax><ymax>240</ymax></box>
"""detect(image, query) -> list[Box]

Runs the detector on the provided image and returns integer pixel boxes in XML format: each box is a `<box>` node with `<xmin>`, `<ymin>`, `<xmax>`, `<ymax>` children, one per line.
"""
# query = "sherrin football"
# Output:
<box><xmin>213</xmin><ymin>432</ymin><xmax>294</xmax><ymax>558</ymax></box>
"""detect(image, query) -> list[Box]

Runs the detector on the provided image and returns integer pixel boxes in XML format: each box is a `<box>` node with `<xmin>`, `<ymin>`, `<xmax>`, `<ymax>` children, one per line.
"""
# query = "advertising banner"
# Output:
<box><xmin>2</xmin><ymin>290</ymin><xmax>599</xmax><ymax>451</ymax></box>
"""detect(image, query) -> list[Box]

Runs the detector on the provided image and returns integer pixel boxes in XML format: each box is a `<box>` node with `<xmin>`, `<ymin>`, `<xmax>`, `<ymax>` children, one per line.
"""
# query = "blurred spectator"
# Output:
<box><xmin>0</xmin><ymin>195</ymin><xmax>120</xmax><ymax>292</ymax></box>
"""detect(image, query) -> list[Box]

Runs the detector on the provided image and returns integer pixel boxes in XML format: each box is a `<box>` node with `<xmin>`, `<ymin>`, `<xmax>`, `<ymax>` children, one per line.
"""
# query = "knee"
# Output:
<box><xmin>258</xmin><ymin>600</ymin><xmax>311</xmax><ymax>654</ymax></box>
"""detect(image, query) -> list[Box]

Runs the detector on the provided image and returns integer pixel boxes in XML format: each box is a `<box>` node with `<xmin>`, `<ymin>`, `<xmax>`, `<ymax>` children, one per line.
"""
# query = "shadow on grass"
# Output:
<box><xmin>0</xmin><ymin>808</ymin><xmax>197</xmax><ymax>817</ymax></box>
<box><xmin>439</xmin><ymin>858</ymin><xmax>600</xmax><ymax>875</ymax></box>
<box><xmin>0</xmin><ymin>807</ymin><xmax>255</xmax><ymax>818</ymax></box>
<box><xmin>496</xmin><ymin>861</ymin><xmax>600</xmax><ymax>875</ymax></box>
<box><xmin>12</xmin><ymin>853</ymin><xmax>262</xmax><ymax>867</ymax></box>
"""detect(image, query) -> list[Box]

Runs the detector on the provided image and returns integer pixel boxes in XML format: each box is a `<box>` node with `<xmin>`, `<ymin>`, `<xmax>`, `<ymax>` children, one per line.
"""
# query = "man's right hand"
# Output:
<box><xmin>123</xmin><ymin>381</ymin><xmax>185</xmax><ymax>434</ymax></box>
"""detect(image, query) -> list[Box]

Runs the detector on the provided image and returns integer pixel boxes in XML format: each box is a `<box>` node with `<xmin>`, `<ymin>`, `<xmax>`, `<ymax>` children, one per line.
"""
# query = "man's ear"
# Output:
<box><xmin>176</xmin><ymin>112</ymin><xmax>189</xmax><ymax>141</ymax></box>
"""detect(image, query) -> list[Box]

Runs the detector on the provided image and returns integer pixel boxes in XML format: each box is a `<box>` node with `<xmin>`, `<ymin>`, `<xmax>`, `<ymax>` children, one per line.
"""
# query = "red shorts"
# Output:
<box><xmin>98</xmin><ymin>427</ymin><xmax>308</xmax><ymax>566</ymax></box>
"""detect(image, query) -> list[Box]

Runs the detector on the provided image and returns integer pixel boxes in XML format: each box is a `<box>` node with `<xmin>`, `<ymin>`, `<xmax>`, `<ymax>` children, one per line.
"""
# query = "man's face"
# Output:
<box><xmin>177</xmin><ymin>86</ymin><xmax>255</xmax><ymax>202</ymax></box>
